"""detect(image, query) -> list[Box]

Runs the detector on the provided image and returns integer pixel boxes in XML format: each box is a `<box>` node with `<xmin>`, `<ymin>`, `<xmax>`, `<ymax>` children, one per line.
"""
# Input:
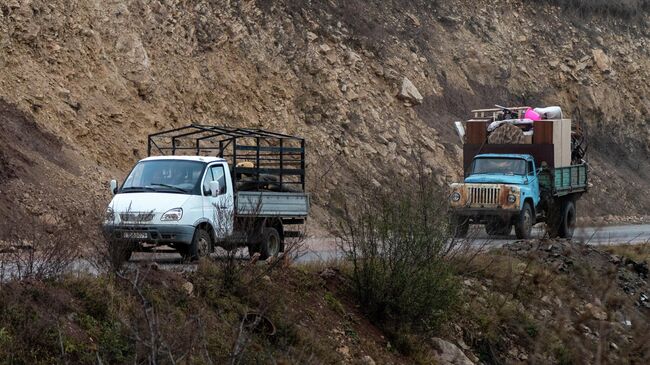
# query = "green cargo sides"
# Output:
<box><xmin>539</xmin><ymin>164</ymin><xmax>588</xmax><ymax>197</ymax></box>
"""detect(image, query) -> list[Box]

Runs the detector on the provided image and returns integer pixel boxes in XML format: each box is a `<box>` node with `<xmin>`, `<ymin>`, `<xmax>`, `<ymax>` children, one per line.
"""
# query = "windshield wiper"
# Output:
<box><xmin>122</xmin><ymin>186</ymin><xmax>156</xmax><ymax>191</ymax></box>
<box><xmin>150</xmin><ymin>183</ymin><xmax>189</xmax><ymax>193</ymax></box>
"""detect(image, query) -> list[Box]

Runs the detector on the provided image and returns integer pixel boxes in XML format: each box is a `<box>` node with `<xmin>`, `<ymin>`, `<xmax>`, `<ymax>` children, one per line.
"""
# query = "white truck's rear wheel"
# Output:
<box><xmin>259</xmin><ymin>227</ymin><xmax>281</xmax><ymax>260</ymax></box>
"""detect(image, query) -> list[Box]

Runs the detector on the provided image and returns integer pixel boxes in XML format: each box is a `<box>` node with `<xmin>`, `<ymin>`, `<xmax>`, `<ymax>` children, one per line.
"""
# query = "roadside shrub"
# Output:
<box><xmin>338</xmin><ymin>174</ymin><xmax>459</xmax><ymax>334</ymax></box>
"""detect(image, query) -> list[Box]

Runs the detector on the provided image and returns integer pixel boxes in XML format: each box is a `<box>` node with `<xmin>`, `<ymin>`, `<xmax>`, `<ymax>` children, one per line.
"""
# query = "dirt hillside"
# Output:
<box><xmin>1</xmin><ymin>0</ymin><xmax>650</xmax><ymax>234</ymax></box>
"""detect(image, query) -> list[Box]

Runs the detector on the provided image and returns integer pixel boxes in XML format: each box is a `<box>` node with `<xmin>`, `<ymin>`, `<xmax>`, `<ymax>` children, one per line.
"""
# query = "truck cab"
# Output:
<box><xmin>104</xmin><ymin>156</ymin><xmax>236</xmax><ymax>261</ymax></box>
<box><xmin>449</xmin><ymin>153</ymin><xmax>540</xmax><ymax>239</ymax></box>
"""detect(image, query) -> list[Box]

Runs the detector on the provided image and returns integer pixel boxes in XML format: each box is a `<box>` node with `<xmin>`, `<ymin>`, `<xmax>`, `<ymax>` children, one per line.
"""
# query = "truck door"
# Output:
<box><xmin>202</xmin><ymin>163</ymin><xmax>234</xmax><ymax>240</ymax></box>
<box><xmin>527</xmin><ymin>160</ymin><xmax>541</xmax><ymax>207</ymax></box>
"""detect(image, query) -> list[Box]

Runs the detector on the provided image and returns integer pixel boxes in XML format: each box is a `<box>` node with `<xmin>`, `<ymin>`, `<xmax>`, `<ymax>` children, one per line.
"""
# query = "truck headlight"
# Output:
<box><xmin>105</xmin><ymin>207</ymin><xmax>115</xmax><ymax>222</ymax></box>
<box><xmin>507</xmin><ymin>195</ymin><xmax>516</xmax><ymax>204</ymax></box>
<box><xmin>451</xmin><ymin>192</ymin><xmax>461</xmax><ymax>202</ymax></box>
<box><xmin>161</xmin><ymin>208</ymin><xmax>183</xmax><ymax>221</ymax></box>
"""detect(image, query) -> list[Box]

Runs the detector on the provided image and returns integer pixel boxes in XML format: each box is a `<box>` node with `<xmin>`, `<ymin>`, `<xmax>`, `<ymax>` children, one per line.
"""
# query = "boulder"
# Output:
<box><xmin>585</xmin><ymin>302</ymin><xmax>607</xmax><ymax>321</ymax></box>
<box><xmin>592</xmin><ymin>49</ymin><xmax>611</xmax><ymax>73</ymax></box>
<box><xmin>398</xmin><ymin>77</ymin><xmax>423</xmax><ymax>105</ymax></box>
<box><xmin>430</xmin><ymin>338</ymin><xmax>475</xmax><ymax>365</ymax></box>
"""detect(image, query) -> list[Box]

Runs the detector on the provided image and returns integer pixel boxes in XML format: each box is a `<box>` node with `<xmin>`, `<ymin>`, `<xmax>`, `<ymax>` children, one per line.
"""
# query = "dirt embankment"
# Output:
<box><xmin>0</xmin><ymin>240</ymin><xmax>647</xmax><ymax>364</ymax></box>
<box><xmin>0</xmin><ymin>0</ymin><xmax>650</xmax><ymax>235</ymax></box>
<box><xmin>0</xmin><ymin>99</ymin><xmax>104</xmax><ymax>238</ymax></box>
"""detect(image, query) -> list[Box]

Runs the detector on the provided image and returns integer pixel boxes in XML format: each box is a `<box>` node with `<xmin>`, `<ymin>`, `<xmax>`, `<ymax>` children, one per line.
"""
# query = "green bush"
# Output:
<box><xmin>339</xmin><ymin>175</ymin><xmax>459</xmax><ymax>334</ymax></box>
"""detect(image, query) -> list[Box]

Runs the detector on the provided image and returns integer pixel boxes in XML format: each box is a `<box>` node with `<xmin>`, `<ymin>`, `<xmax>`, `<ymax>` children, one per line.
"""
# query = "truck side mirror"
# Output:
<box><xmin>209</xmin><ymin>181</ymin><xmax>220</xmax><ymax>197</ymax></box>
<box><xmin>110</xmin><ymin>179</ymin><xmax>118</xmax><ymax>195</ymax></box>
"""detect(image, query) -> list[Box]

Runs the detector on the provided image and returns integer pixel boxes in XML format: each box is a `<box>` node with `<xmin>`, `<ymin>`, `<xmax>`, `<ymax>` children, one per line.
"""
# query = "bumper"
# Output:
<box><xmin>102</xmin><ymin>224</ymin><xmax>195</xmax><ymax>246</ymax></box>
<box><xmin>451</xmin><ymin>207</ymin><xmax>519</xmax><ymax>218</ymax></box>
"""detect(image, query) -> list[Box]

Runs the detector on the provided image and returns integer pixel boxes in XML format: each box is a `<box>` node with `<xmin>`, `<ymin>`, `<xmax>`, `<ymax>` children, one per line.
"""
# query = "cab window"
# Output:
<box><xmin>528</xmin><ymin>161</ymin><xmax>535</xmax><ymax>175</ymax></box>
<box><xmin>202</xmin><ymin>164</ymin><xmax>227</xmax><ymax>195</ymax></box>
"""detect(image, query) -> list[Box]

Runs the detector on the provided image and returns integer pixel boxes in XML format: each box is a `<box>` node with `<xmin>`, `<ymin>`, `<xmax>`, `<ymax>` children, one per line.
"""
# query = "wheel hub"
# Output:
<box><xmin>268</xmin><ymin>235</ymin><xmax>279</xmax><ymax>256</ymax></box>
<box><xmin>198</xmin><ymin>237</ymin><xmax>210</xmax><ymax>256</ymax></box>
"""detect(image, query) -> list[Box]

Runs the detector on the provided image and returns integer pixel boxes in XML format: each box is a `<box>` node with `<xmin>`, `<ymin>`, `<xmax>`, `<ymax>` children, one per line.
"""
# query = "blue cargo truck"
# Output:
<box><xmin>449</xmin><ymin>107</ymin><xmax>588</xmax><ymax>239</ymax></box>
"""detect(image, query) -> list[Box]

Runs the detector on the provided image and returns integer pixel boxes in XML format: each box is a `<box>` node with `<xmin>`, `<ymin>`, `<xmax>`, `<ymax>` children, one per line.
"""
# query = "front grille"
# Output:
<box><xmin>120</xmin><ymin>212</ymin><xmax>155</xmax><ymax>222</ymax></box>
<box><xmin>468</xmin><ymin>186</ymin><xmax>501</xmax><ymax>206</ymax></box>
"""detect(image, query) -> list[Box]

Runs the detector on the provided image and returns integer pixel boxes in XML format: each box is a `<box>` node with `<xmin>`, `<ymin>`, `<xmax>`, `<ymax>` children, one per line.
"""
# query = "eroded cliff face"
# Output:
<box><xmin>0</xmin><ymin>0</ymin><xmax>649</xmax><ymax>235</ymax></box>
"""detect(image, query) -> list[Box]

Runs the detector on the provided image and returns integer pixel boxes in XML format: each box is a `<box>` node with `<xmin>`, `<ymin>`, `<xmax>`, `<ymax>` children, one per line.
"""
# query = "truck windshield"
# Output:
<box><xmin>472</xmin><ymin>158</ymin><xmax>527</xmax><ymax>176</ymax></box>
<box><xmin>121</xmin><ymin>160</ymin><xmax>205</xmax><ymax>194</ymax></box>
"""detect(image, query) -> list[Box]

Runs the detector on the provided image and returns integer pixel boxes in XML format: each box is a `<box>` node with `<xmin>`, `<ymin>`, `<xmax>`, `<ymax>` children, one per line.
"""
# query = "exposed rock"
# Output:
<box><xmin>306</xmin><ymin>31</ymin><xmax>318</xmax><ymax>41</ymax></box>
<box><xmin>585</xmin><ymin>303</ymin><xmax>607</xmax><ymax>321</ymax></box>
<box><xmin>360</xmin><ymin>355</ymin><xmax>376</xmax><ymax>365</ymax></box>
<box><xmin>320</xmin><ymin>267</ymin><xmax>337</xmax><ymax>279</ymax></box>
<box><xmin>337</xmin><ymin>345</ymin><xmax>350</xmax><ymax>357</ymax></box>
<box><xmin>182</xmin><ymin>281</ymin><xmax>194</xmax><ymax>296</ymax></box>
<box><xmin>397</xmin><ymin>77</ymin><xmax>423</xmax><ymax>105</ymax></box>
<box><xmin>592</xmin><ymin>49</ymin><xmax>611</xmax><ymax>73</ymax></box>
<box><xmin>430</xmin><ymin>338</ymin><xmax>475</xmax><ymax>365</ymax></box>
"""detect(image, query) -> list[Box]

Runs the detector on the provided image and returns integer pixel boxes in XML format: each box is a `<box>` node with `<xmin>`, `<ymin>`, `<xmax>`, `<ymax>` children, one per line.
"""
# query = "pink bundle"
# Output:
<box><xmin>524</xmin><ymin>108</ymin><xmax>542</xmax><ymax>121</ymax></box>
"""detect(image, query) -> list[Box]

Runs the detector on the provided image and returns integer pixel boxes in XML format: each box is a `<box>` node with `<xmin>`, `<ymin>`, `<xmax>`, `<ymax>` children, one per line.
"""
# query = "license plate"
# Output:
<box><xmin>123</xmin><ymin>232</ymin><xmax>148</xmax><ymax>239</ymax></box>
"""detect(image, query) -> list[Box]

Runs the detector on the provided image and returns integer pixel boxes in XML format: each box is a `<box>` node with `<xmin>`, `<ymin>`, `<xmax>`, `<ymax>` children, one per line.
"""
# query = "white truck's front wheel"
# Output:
<box><xmin>180</xmin><ymin>228</ymin><xmax>212</xmax><ymax>261</ymax></box>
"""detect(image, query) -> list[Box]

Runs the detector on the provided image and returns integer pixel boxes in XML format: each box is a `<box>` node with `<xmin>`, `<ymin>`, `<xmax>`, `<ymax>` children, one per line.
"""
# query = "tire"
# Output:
<box><xmin>559</xmin><ymin>200</ymin><xmax>576</xmax><ymax>239</ymax></box>
<box><xmin>450</xmin><ymin>214</ymin><xmax>470</xmax><ymax>238</ymax></box>
<box><xmin>181</xmin><ymin>228</ymin><xmax>212</xmax><ymax>261</ymax></box>
<box><xmin>109</xmin><ymin>240</ymin><xmax>133</xmax><ymax>267</ymax></box>
<box><xmin>545</xmin><ymin>202</ymin><xmax>562</xmax><ymax>238</ymax></box>
<box><xmin>259</xmin><ymin>227</ymin><xmax>281</xmax><ymax>260</ymax></box>
<box><xmin>514</xmin><ymin>202</ymin><xmax>534</xmax><ymax>239</ymax></box>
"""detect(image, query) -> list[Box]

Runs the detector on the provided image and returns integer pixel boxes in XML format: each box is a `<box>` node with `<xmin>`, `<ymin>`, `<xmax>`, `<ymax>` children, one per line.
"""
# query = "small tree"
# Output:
<box><xmin>338</xmin><ymin>173</ymin><xmax>459</xmax><ymax>333</ymax></box>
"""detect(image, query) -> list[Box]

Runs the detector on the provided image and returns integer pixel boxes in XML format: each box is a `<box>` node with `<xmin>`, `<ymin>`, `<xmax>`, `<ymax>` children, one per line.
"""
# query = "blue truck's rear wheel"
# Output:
<box><xmin>559</xmin><ymin>200</ymin><xmax>576</xmax><ymax>239</ymax></box>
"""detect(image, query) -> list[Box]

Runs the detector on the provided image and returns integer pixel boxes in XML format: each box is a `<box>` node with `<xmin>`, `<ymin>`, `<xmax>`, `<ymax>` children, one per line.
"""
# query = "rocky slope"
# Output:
<box><xmin>1</xmin><ymin>0</ymin><xmax>650</xmax><ymax>234</ymax></box>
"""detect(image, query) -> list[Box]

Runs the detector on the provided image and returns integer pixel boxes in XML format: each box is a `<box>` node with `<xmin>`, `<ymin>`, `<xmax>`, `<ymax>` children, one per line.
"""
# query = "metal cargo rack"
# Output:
<box><xmin>147</xmin><ymin>124</ymin><xmax>306</xmax><ymax>193</ymax></box>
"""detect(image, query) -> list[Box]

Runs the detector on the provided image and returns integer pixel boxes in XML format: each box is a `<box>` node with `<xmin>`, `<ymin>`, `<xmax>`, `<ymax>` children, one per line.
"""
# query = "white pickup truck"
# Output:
<box><xmin>103</xmin><ymin>125</ymin><xmax>309</xmax><ymax>261</ymax></box>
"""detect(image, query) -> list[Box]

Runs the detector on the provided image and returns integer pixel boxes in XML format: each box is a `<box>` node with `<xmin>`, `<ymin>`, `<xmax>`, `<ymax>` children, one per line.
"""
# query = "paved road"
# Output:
<box><xmin>296</xmin><ymin>224</ymin><xmax>650</xmax><ymax>263</ymax></box>
<box><xmin>130</xmin><ymin>224</ymin><xmax>650</xmax><ymax>264</ymax></box>
<box><xmin>2</xmin><ymin>224</ymin><xmax>647</xmax><ymax>280</ymax></box>
<box><xmin>62</xmin><ymin>224</ymin><xmax>650</xmax><ymax>274</ymax></box>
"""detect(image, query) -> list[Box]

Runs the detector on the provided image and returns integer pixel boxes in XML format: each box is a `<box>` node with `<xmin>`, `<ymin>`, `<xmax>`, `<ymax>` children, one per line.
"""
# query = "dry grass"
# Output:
<box><xmin>602</xmin><ymin>242</ymin><xmax>650</xmax><ymax>263</ymax></box>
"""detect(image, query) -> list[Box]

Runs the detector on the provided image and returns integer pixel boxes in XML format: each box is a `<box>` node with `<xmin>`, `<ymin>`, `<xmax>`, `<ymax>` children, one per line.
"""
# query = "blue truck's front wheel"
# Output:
<box><xmin>514</xmin><ymin>202</ymin><xmax>534</xmax><ymax>239</ymax></box>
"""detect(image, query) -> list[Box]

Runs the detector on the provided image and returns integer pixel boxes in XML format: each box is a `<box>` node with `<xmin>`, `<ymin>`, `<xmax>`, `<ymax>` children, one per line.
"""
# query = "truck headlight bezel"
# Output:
<box><xmin>161</xmin><ymin>208</ymin><xmax>183</xmax><ymax>221</ymax></box>
<box><xmin>507</xmin><ymin>194</ymin><xmax>517</xmax><ymax>204</ymax></box>
<box><xmin>451</xmin><ymin>192</ymin><xmax>461</xmax><ymax>202</ymax></box>
<box><xmin>105</xmin><ymin>207</ymin><xmax>115</xmax><ymax>222</ymax></box>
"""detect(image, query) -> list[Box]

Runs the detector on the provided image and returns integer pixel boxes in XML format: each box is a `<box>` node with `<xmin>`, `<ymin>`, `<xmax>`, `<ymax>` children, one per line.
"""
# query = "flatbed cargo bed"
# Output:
<box><xmin>539</xmin><ymin>164</ymin><xmax>588</xmax><ymax>197</ymax></box>
<box><xmin>236</xmin><ymin>191</ymin><xmax>310</xmax><ymax>218</ymax></box>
